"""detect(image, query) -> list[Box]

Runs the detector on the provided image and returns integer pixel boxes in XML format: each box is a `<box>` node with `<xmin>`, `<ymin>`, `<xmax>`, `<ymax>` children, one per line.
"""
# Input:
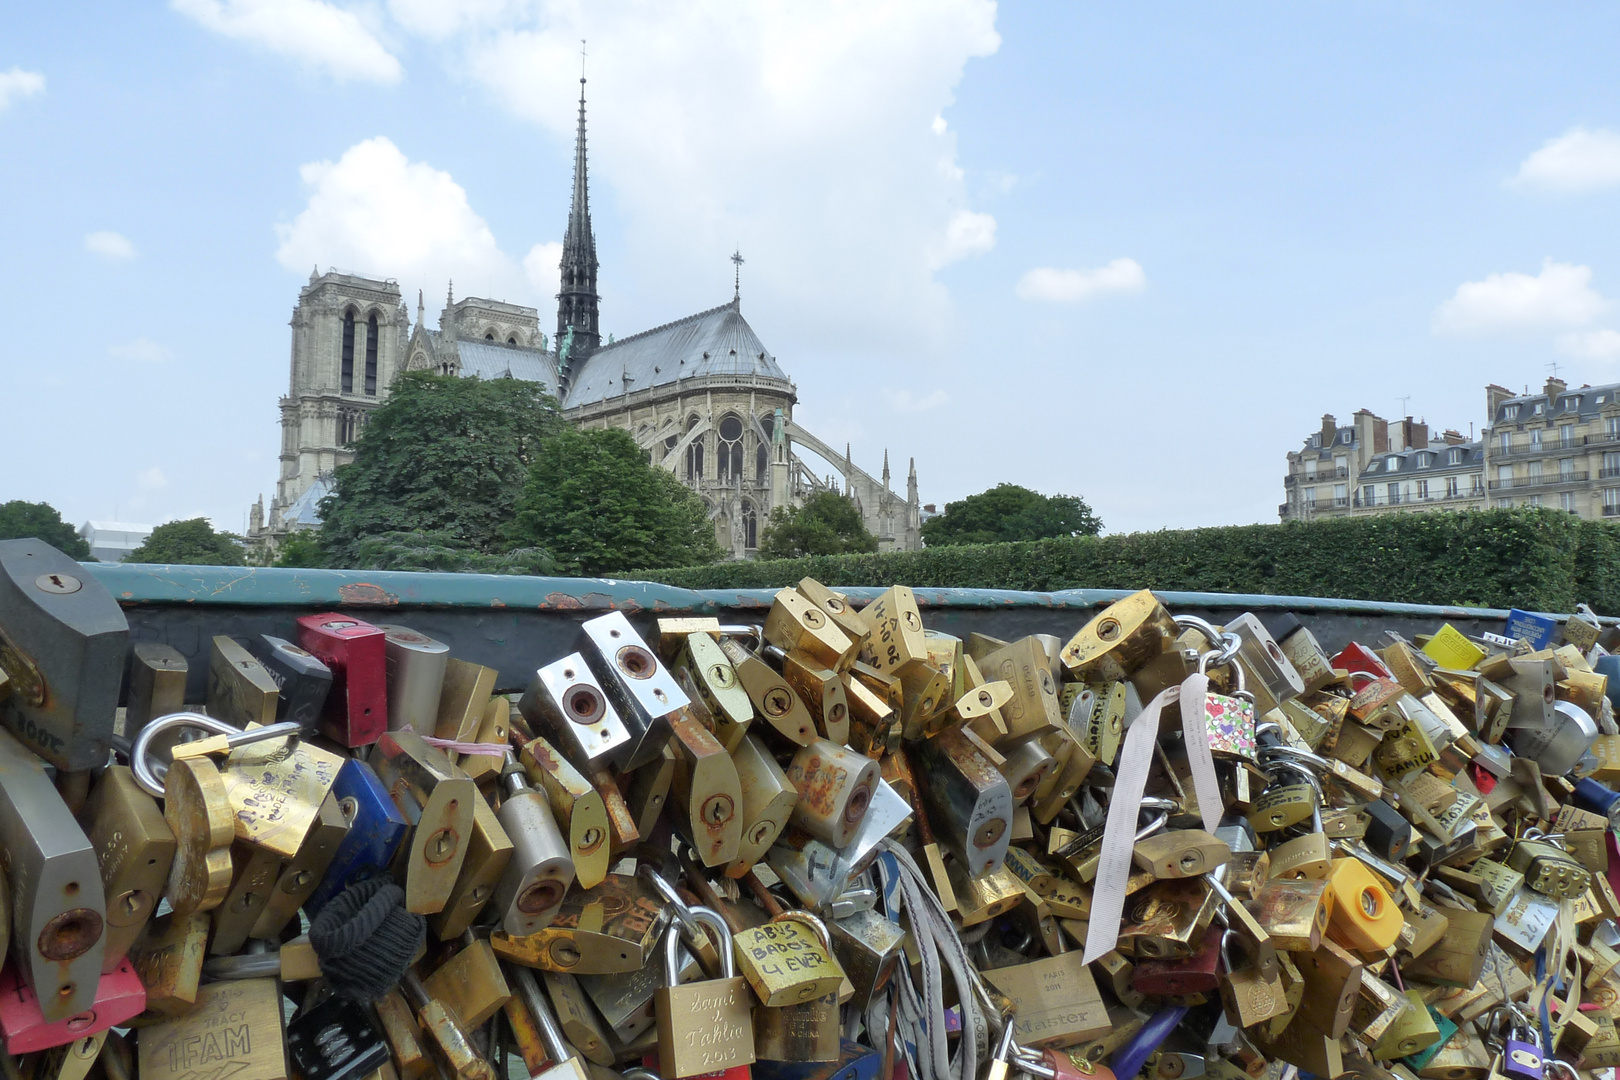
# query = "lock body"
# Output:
<box><xmin>911</xmin><ymin>727</ymin><xmax>1014</xmax><ymax>876</ymax></box>
<box><xmin>303</xmin><ymin>757</ymin><xmax>408</xmax><ymax>915</ymax></box>
<box><xmin>669</xmin><ymin>710</ymin><xmax>744</xmax><ymax>866</ymax></box>
<box><xmin>81</xmin><ymin>764</ymin><xmax>175</xmax><ymax>972</ymax></box>
<box><xmin>369</xmin><ymin>731</ymin><xmax>476</xmax><ymax>914</ymax></box>
<box><xmin>377</xmin><ymin>624</ymin><xmax>450</xmax><ymax>734</ymax></box>
<box><xmin>520</xmin><ymin>736</ymin><xmax>611</xmax><ymax>889</ymax></box>
<box><xmin>126</xmin><ymin>642</ymin><xmax>187</xmax><ymax>740</ymax></box>
<box><xmin>240</xmin><ymin>633</ymin><xmax>332</xmax><ymax>729</ymax></box>
<box><xmin>520</xmin><ymin>652</ymin><xmax>632</xmax><ymax>770</ymax></box>
<box><xmin>295</xmin><ymin>612</ymin><xmax>388</xmax><ymax>747</ymax></box>
<box><xmin>785</xmin><ymin>739</ymin><xmax>878</xmax><ymax>848</ymax></box>
<box><xmin>492</xmin><ymin>780</ymin><xmax>573</xmax><ymax>936</ymax></box>
<box><xmin>207</xmin><ymin>635</ymin><xmax>281</xmax><ymax>730</ymax></box>
<box><xmin>434</xmin><ymin>657</ymin><xmax>497</xmax><ymax>742</ymax></box>
<box><xmin>679</xmin><ymin>633</ymin><xmax>754</xmax><ymax>750</ymax></box>
<box><xmin>729</xmin><ymin>733</ymin><xmax>798</xmax><ymax>878</ymax></box>
<box><xmin>577</xmin><ymin>611</ymin><xmax>688</xmax><ymax>770</ymax></box>
<box><xmin>432</xmin><ymin>794</ymin><xmax>514</xmax><ymax>940</ymax></box>
<box><xmin>136</xmin><ymin>978</ymin><xmax>286</xmax><ymax>1080</ymax></box>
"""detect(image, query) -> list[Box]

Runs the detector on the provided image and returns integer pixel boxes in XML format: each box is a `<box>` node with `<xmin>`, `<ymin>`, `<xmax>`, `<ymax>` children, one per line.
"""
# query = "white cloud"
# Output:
<box><xmin>457</xmin><ymin>2</ymin><xmax>1000</xmax><ymax>350</ymax></box>
<box><xmin>1558</xmin><ymin>328</ymin><xmax>1620</xmax><ymax>361</ymax></box>
<box><xmin>929</xmin><ymin>210</ymin><xmax>996</xmax><ymax>269</ymax></box>
<box><xmin>85</xmin><ymin>231</ymin><xmax>136</xmax><ymax>260</ymax></box>
<box><xmin>276</xmin><ymin>137</ymin><xmax>532</xmax><ymax>303</ymax></box>
<box><xmin>522</xmin><ymin>241</ymin><xmax>563</xmax><ymax>298</ymax></box>
<box><xmin>1511</xmin><ymin>127</ymin><xmax>1620</xmax><ymax>194</ymax></box>
<box><xmin>1016</xmin><ymin>259</ymin><xmax>1147</xmax><ymax>303</ymax></box>
<box><xmin>171</xmin><ymin>0</ymin><xmax>402</xmax><ymax>84</ymax></box>
<box><xmin>883</xmin><ymin>388</ymin><xmax>947</xmax><ymax>414</ymax></box>
<box><xmin>387</xmin><ymin>0</ymin><xmax>531</xmax><ymax>39</ymax></box>
<box><xmin>137</xmin><ymin>467</ymin><xmax>169</xmax><ymax>490</ymax></box>
<box><xmin>110</xmin><ymin>338</ymin><xmax>173</xmax><ymax>363</ymax></box>
<box><xmin>0</xmin><ymin>68</ymin><xmax>44</xmax><ymax>111</ymax></box>
<box><xmin>1432</xmin><ymin>259</ymin><xmax>1608</xmax><ymax>336</ymax></box>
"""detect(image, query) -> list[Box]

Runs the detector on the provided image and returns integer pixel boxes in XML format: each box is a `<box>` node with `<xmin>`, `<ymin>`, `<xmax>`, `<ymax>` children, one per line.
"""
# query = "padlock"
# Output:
<box><xmin>520</xmin><ymin>652</ymin><xmax>633</xmax><ymax>771</ymax></box>
<box><xmin>520</xmin><ymin>735</ymin><xmax>611</xmax><ymax>889</ymax></box>
<box><xmin>434</xmin><ymin>657</ymin><xmax>498</xmax><ymax>743</ymax></box>
<box><xmin>995</xmin><ymin>735</ymin><xmax>1057</xmax><ymax>804</ymax></box>
<box><xmin>1322</xmin><ymin>857</ymin><xmax>1403</xmax><ymax>952</ymax></box>
<box><xmin>505</xmin><ymin>963</ymin><xmax>590</xmax><ymax>1080</ymax></box>
<box><xmin>1505</xmin><ymin>838</ymin><xmax>1591</xmax><ymax>899</ymax></box>
<box><xmin>749</xmin><ymin>911</ymin><xmax>841</xmax><ymax>1063</ymax></box>
<box><xmin>457</xmin><ymin>694</ymin><xmax>512</xmax><ymax>785</ymax></box>
<box><xmin>78</xmin><ymin>764</ymin><xmax>174</xmax><ymax>973</ymax></box>
<box><xmin>1132</xmin><ymin>924</ymin><xmax>1222</xmax><ymax>996</ymax></box>
<box><xmin>1221</xmin><ymin>613</ymin><xmax>1305</xmax><ymax>714</ymax></box>
<box><xmin>1118</xmin><ymin>878</ymin><xmax>1217</xmax><ymax>959</ymax></box>
<box><xmin>677</xmin><ymin>633</ymin><xmax>754</xmax><ymax>750</ymax></box>
<box><xmin>490</xmin><ymin>872</ymin><xmax>666</xmax><ymax>975</ymax></box>
<box><xmin>777</xmin><ymin>650</ymin><xmax>851</xmax><ymax>746</ymax></box>
<box><xmin>982</xmin><ymin>951</ymin><xmax>1111</xmax><ymax>1047</ymax></box>
<box><xmin>542</xmin><ymin>970</ymin><xmax>615</xmax><ymax>1066</ymax></box>
<box><xmin>856</xmin><ymin>585</ymin><xmax>929</xmax><ymax>677</ymax></box>
<box><xmin>136</xmin><ymin>977</ymin><xmax>286</xmax><ymax>1080</ymax></box>
<box><xmin>35</xmin><ymin>1028</ymin><xmax>107</xmax><ymax>1080</ymax></box>
<box><xmin>655</xmin><ymin>906</ymin><xmax>755</xmax><ymax>1079</ymax></box>
<box><xmin>125</xmin><ymin>643</ymin><xmax>187</xmax><ymax>741</ymax></box>
<box><xmin>491</xmin><ymin>757</ymin><xmax>573</xmax><ymax>936</ymax></box>
<box><xmin>766</xmin><ymin>589</ymin><xmax>858</xmax><ymax>673</ymax></box>
<box><xmin>126</xmin><ymin>911</ymin><xmax>208</xmax><ymax>1020</ymax></box>
<box><xmin>1061</xmin><ymin>590</ymin><xmax>1178</xmax><ymax>682</ymax></box>
<box><xmin>626</xmin><ymin>745</ymin><xmax>677</xmax><ymax>843</ymax></box>
<box><xmin>1271</xmin><ymin>615</ymin><xmax>1337</xmax><ymax>694</ymax></box>
<box><xmin>721</xmin><ymin>636</ymin><xmax>816</xmax><ymax>747</ymax></box>
<box><xmin>295</xmin><ymin>612</ymin><xmax>388</xmax><ymax>747</ymax></box>
<box><xmin>252</xmin><ymin>790</ymin><xmax>348</xmax><ymax>940</ymax></box>
<box><xmin>361</xmin><ymin>624</ymin><xmax>445</xmax><ymax>734</ymax></box>
<box><xmin>1372</xmin><ymin>990</ymin><xmax>1442</xmax><ymax>1061</ymax></box>
<box><xmin>668</xmin><ymin>706</ymin><xmax>744</xmax><ymax>867</ymax></box>
<box><xmin>976</xmin><ymin>637</ymin><xmax>1062</xmax><ymax>741</ymax></box>
<box><xmin>0</xmin><ymin>727</ymin><xmax>105</xmax><ymax>1021</ymax></box>
<box><xmin>303</xmin><ymin>757</ymin><xmax>408</xmax><ymax>916</ymax></box>
<box><xmin>0</xmin><ymin>956</ymin><xmax>144</xmax><ymax>1054</ymax></box>
<box><xmin>728</xmin><ymin>734</ymin><xmax>797</xmax><ymax>879</ymax></box>
<box><xmin>1509</xmin><ymin>700</ymin><xmax>1597</xmax><ymax>776</ymax></box>
<box><xmin>239</xmin><ymin>633</ymin><xmax>332</xmax><ymax>729</ymax></box>
<box><xmin>784</xmin><ymin>739</ymin><xmax>878</xmax><ymax>848</ymax></box>
<box><xmin>1465</xmin><ymin>858</ymin><xmax>1526</xmax><ymax>915</ymax></box>
<box><xmin>286</xmin><ymin>993</ymin><xmax>390</xmax><ymax>1080</ymax></box>
<box><xmin>842</xmin><ymin>670</ymin><xmax>894</xmax><ymax>757</ymax></box>
<box><xmin>369</xmin><ymin>730</ymin><xmax>477</xmax><ymax>913</ymax></box>
<box><xmin>423</xmin><ymin>937</ymin><xmax>512</xmax><ymax>1030</ymax></box>
<box><xmin>428</xmin><ymin>795</ymin><xmax>512</xmax><ymax>940</ymax></box>
<box><xmin>1246</xmin><ymin>781</ymin><xmax>1318</xmax><ymax>832</ymax></box>
<box><xmin>400</xmin><ymin>969</ymin><xmax>492</xmax><ymax>1080</ymax></box>
<box><xmin>210</xmin><ymin>843</ymin><xmax>283</xmax><ymax>955</ymax></box>
<box><xmin>826</xmin><ymin>910</ymin><xmax>905</xmax><ymax>1009</ymax></box>
<box><xmin>206</xmin><ymin>635</ymin><xmax>281</xmax><ymax>729</ymax></box>
<box><xmin>1132</xmin><ymin>830</ymin><xmax>1230</xmax><ymax>880</ymax></box>
<box><xmin>910</xmin><ymin>726</ymin><xmax>1013</xmax><ymax>876</ymax></box>
<box><xmin>1498</xmin><ymin>1009</ymin><xmax>1545</xmax><ymax>1080</ymax></box>
<box><xmin>1291</xmin><ymin>936</ymin><xmax>1363</xmax><ymax>1039</ymax></box>
<box><xmin>731</xmin><ymin>911</ymin><xmax>844</xmax><ymax>1008</ymax></box>
<box><xmin>1353</xmin><ymin>973</ymin><xmax>1411</xmax><ymax>1049</ymax></box>
<box><xmin>576</xmin><ymin>611</ymin><xmax>688</xmax><ymax>770</ymax></box>
<box><xmin>0</xmin><ymin>539</ymin><xmax>126</xmax><ymax>771</ymax></box>
<box><xmin>578</xmin><ymin>939</ymin><xmax>701</xmax><ymax>1043</ymax></box>
<box><xmin>374</xmin><ymin>989</ymin><xmax>435</xmax><ymax>1080</ymax></box>
<box><xmin>1217</xmin><ymin>930</ymin><xmax>1290</xmax><ymax>1028</ymax></box>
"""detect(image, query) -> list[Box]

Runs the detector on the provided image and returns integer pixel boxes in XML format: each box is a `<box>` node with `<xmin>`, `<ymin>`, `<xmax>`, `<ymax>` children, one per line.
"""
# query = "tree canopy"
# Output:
<box><xmin>318</xmin><ymin>372</ymin><xmax>562</xmax><ymax>565</ymax></box>
<box><xmin>0</xmin><ymin>501</ymin><xmax>91</xmax><ymax>559</ymax></box>
<box><xmin>757</xmin><ymin>491</ymin><xmax>879</xmax><ymax>560</ymax></box>
<box><xmin>920</xmin><ymin>483</ymin><xmax>1102</xmax><ymax>547</ymax></box>
<box><xmin>127</xmin><ymin>519</ymin><xmax>245</xmax><ymax>565</ymax></box>
<box><xmin>509</xmin><ymin>427</ymin><xmax>725</xmax><ymax>576</ymax></box>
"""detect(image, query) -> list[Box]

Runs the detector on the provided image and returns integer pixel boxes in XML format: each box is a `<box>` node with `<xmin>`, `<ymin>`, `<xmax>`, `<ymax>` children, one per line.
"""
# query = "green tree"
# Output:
<box><xmin>350</xmin><ymin>531</ymin><xmax>557</xmax><ymax>575</ymax></box>
<box><xmin>757</xmin><ymin>491</ymin><xmax>879</xmax><ymax>559</ymax></box>
<box><xmin>272</xmin><ymin>532</ymin><xmax>328</xmax><ymax>569</ymax></box>
<box><xmin>0</xmin><ymin>501</ymin><xmax>91</xmax><ymax>559</ymax></box>
<box><xmin>318</xmin><ymin>372</ymin><xmax>562</xmax><ymax>565</ymax></box>
<box><xmin>921</xmin><ymin>483</ymin><xmax>1102</xmax><ymax>547</ymax></box>
<box><xmin>509</xmin><ymin>427</ymin><xmax>725</xmax><ymax>576</ymax></box>
<box><xmin>127</xmin><ymin>519</ymin><xmax>245</xmax><ymax>565</ymax></box>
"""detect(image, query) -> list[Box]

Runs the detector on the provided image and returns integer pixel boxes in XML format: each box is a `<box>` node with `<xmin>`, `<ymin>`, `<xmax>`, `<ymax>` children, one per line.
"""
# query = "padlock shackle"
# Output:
<box><xmin>508</xmin><ymin>962</ymin><xmax>571</xmax><ymax>1065</ymax></box>
<box><xmin>638</xmin><ymin>864</ymin><xmax>707</xmax><ymax>945</ymax></box>
<box><xmin>128</xmin><ymin>712</ymin><xmax>304</xmax><ymax>796</ymax></box>
<box><xmin>716</xmin><ymin>625</ymin><xmax>764</xmax><ymax>650</ymax></box>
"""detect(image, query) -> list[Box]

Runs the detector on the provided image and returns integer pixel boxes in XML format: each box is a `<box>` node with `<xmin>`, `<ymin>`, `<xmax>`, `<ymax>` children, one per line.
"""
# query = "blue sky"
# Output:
<box><xmin>5</xmin><ymin>3</ymin><xmax>1620</xmax><ymax>537</ymax></box>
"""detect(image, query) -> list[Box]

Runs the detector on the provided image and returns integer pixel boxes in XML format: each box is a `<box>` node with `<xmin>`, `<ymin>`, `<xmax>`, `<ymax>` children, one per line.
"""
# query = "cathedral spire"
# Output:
<box><xmin>557</xmin><ymin>43</ymin><xmax>601</xmax><ymax>362</ymax></box>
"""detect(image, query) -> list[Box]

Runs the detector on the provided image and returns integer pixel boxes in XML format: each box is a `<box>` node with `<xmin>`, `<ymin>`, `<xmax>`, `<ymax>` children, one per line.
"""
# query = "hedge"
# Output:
<box><xmin>634</xmin><ymin>508</ymin><xmax>1620</xmax><ymax>613</ymax></box>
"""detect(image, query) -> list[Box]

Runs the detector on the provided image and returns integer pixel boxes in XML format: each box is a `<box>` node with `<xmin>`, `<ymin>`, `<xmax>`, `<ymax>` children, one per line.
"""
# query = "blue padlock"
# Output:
<box><xmin>304</xmin><ymin>756</ymin><xmax>409</xmax><ymax>916</ymax></box>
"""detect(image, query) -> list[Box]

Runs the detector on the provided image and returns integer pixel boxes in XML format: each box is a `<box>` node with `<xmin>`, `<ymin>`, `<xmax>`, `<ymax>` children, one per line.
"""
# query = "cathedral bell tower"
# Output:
<box><xmin>557</xmin><ymin>70</ymin><xmax>601</xmax><ymax>369</ymax></box>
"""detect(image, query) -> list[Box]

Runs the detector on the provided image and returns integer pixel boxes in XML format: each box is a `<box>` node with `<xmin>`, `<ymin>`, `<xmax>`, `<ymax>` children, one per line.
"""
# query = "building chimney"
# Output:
<box><xmin>1319</xmin><ymin>414</ymin><xmax>1337</xmax><ymax>447</ymax></box>
<box><xmin>1442</xmin><ymin>429</ymin><xmax>1465</xmax><ymax>445</ymax></box>
<box><xmin>1410</xmin><ymin>419</ymin><xmax>1429</xmax><ymax>449</ymax></box>
<box><xmin>1546</xmin><ymin>377</ymin><xmax>1567</xmax><ymax>401</ymax></box>
<box><xmin>1486</xmin><ymin>383</ymin><xmax>1514</xmax><ymax>418</ymax></box>
<box><xmin>923</xmin><ymin>504</ymin><xmax>936</xmax><ymax>514</ymax></box>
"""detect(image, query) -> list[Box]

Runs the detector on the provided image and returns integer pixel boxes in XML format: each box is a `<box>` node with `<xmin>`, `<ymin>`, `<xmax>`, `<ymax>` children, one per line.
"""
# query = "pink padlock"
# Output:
<box><xmin>0</xmin><ymin>958</ymin><xmax>145</xmax><ymax>1054</ymax></box>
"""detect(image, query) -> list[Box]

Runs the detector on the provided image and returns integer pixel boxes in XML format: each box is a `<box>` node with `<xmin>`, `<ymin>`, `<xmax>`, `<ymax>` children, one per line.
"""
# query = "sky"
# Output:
<box><xmin>6</xmin><ymin>3</ymin><xmax>1620</xmax><ymax>537</ymax></box>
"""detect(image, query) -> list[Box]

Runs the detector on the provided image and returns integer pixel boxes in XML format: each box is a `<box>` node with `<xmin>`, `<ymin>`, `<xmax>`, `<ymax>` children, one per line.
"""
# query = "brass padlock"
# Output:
<box><xmin>722</xmin><ymin>635</ymin><xmax>816</xmax><ymax>746</ymax></box>
<box><xmin>491</xmin><ymin>872</ymin><xmax>666</xmax><ymax>975</ymax></box>
<box><xmin>982</xmin><ymin>951</ymin><xmax>1111</xmax><ymax>1048</ymax></box>
<box><xmin>210</xmin><ymin>842</ymin><xmax>283</xmax><ymax>955</ymax></box>
<box><xmin>434</xmin><ymin>657</ymin><xmax>497</xmax><ymax>743</ymax></box>
<box><xmin>978</xmin><ymin>637</ymin><xmax>1062</xmax><ymax>741</ymax></box>
<box><xmin>375</xmin><ymin>989</ymin><xmax>434</xmax><ymax>1080</ymax></box>
<box><xmin>80</xmin><ymin>764</ymin><xmax>174</xmax><ymax>971</ymax></box>
<box><xmin>505</xmin><ymin>963</ymin><xmax>590</xmax><ymax>1080</ymax></box>
<box><xmin>679</xmin><ymin>633</ymin><xmax>754</xmax><ymax>750</ymax></box>
<box><xmin>370</xmin><ymin>730</ymin><xmax>476</xmax><ymax>913</ymax></box>
<box><xmin>1132</xmin><ymin>829</ymin><xmax>1230</xmax><ymax>880</ymax></box>
<box><xmin>655</xmin><ymin>907</ymin><xmax>755</xmax><ymax>1079</ymax></box>
<box><xmin>1061</xmin><ymin>590</ymin><xmax>1178</xmax><ymax>683</ymax></box>
<box><xmin>827</xmin><ymin>909</ymin><xmax>906</xmax><ymax>1008</ymax></box>
<box><xmin>126</xmin><ymin>911</ymin><xmax>209</xmax><ymax>1020</ymax></box>
<box><xmin>125</xmin><ymin>642</ymin><xmax>187</xmax><ymax>741</ymax></box>
<box><xmin>207</xmin><ymin>635</ymin><xmax>281</xmax><ymax>729</ymax></box>
<box><xmin>541</xmin><ymin>970</ymin><xmax>615</xmax><ymax>1066</ymax></box>
<box><xmin>137</xmin><ymin>978</ymin><xmax>287</xmax><ymax>1080</ymax></box>
<box><xmin>911</xmin><ymin>726</ymin><xmax>1013</xmax><ymax>876</ymax></box>
<box><xmin>856</xmin><ymin>585</ymin><xmax>928</xmax><ymax>676</ymax></box>
<box><xmin>400</xmin><ymin>969</ymin><xmax>493</xmax><ymax>1080</ymax></box>
<box><xmin>1253</xmin><ymin>876</ymin><xmax>1332</xmax><ymax>951</ymax></box>
<box><xmin>765</xmin><ymin>588</ymin><xmax>857</xmax><ymax>672</ymax></box>
<box><xmin>729</xmin><ymin>733</ymin><xmax>797</xmax><ymax>879</ymax></box>
<box><xmin>669</xmin><ymin>707</ymin><xmax>744</xmax><ymax>867</ymax></box>
<box><xmin>732</xmin><ymin>911</ymin><xmax>845</xmax><ymax>1007</ymax></box>
<box><xmin>778</xmin><ymin>650</ymin><xmax>851</xmax><ymax>746</ymax></box>
<box><xmin>422</xmin><ymin>937</ymin><xmax>512</xmax><ymax>1030</ymax></box>
<box><xmin>1505</xmin><ymin>839</ymin><xmax>1592</xmax><ymax>900</ymax></box>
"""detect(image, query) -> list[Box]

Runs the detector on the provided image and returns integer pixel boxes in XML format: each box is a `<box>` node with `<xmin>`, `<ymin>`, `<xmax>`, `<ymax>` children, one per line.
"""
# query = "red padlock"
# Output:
<box><xmin>1330</xmin><ymin>642</ymin><xmax>1391</xmax><ymax>680</ymax></box>
<box><xmin>643</xmin><ymin>1052</ymin><xmax>753</xmax><ymax>1080</ymax></box>
<box><xmin>296</xmin><ymin>612</ymin><xmax>388</xmax><ymax>747</ymax></box>
<box><xmin>1129</xmin><ymin>925</ymin><xmax>1222</xmax><ymax>998</ymax></box>
<box><xmin>0</xmin><ymin>958</ymin><xmax>145</xmax><ymax>1053</ymax></box>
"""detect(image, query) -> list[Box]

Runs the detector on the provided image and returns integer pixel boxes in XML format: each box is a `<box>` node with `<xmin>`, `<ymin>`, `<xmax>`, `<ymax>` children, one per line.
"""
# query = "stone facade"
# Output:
<box><xmin>250</xmin><ymin>82</ymin><xmax>922</xmax><ymax>559</ymax></box>
<box><xmin>1280</xmin><ymin>411</ymin><xmax>1484</xmax><ymax>521</ymax></box>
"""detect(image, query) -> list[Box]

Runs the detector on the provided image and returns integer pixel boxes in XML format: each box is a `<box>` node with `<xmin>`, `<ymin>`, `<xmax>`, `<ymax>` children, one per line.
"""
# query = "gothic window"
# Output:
<box><xmin>365</xmin><ymin>314</ymin><xmax>379</xmax><ymax>396</ymax></box>
<box><xmin>341</xmin><ymin>310</ymin><xmax>355</xmax><ymax>393</ymax></box>
<box><xmin>757</xmin><ymin>444</ymin><xmax>768</xmax><ymax>482</ymax></box>
<box><xmin>507</xmin><ymin>336</ymin><xmax>517</xmax><ymax>346</ymax></box>
<box><xmin>685</xmin><ymin>416</ymin><xmax>703</xmax><ymax>482</ymax></box>
<box><xmin>338</xmin><ymin>408</ymin><xmax>356</xmax><ymax>445</ymax></box>
<box><xmin>485</xmin><ymin>332</ymin><xmax>495</xmax><ymax>340</ymax></box>
<box><xmin>718</xmin><ymin>414</ymin><xmax>744</xmax><ymax>481</ymax></box>
<box><xmin>760</xmin><ymin>413</ymin><xmax>774</xmax><ymax>441</ymax></box>
<box><xmin>742</xmin><ymin>501</ymin><xmax>758</xmax><ymax>549</ymax></box>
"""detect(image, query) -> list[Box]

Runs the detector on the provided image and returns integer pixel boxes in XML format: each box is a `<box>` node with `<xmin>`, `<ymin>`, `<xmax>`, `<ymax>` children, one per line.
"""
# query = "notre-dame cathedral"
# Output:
<box><xmin>248</xmin><ymin>78</ymin><xmax>922</xmax><ymax>561</ymax></box>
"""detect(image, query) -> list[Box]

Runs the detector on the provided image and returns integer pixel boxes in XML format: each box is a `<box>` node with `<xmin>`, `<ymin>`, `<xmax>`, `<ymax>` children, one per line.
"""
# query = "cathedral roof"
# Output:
<box><xmin>451</xmin><ymin>339</ymin><xmax>561</xmax><ymax>396</ymax></box>
<box><xmin>561</xmin><ymin>300</ymin><xmax>791</xmax><ymax>409</ymax></box>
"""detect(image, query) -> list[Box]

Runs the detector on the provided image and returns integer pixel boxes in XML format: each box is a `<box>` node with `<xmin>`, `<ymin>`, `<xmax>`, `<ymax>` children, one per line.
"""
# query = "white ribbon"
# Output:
<box><xmin>1081</xmin><ymin>671</ymin><xmax>1223</xmax><ymax>963</ymax></box>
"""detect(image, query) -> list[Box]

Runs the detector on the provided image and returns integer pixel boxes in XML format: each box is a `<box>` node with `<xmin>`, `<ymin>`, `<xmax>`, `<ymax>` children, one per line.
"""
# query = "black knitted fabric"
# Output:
<box><xmin>308</xmin><ymin>878</ymin><xmax>424</xmax><ymax>1002</ymax></box>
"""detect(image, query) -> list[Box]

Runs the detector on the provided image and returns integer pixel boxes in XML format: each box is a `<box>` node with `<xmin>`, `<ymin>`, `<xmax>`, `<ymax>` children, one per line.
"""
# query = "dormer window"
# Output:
<box><xmin>1418</xmin><ymin>453</ymin><xmax>1434</xmax><ymax>467</ymax></box>
<box><xmin>1386</xmin><ymin>456</ymin><xmax>1400</xmax><ymax>471</ymax></box>
<box><xmin>1505</xmin><ymin>405</ymin><xmax>1520</xmax><ymax>419</ymax></box>
<box><xmin>1448</xmin><ymin>448</ymin><xmax>1462</xmax><ymax>465</ymax></box>
<box><xmin>1366</xmin><ymin>460</ymin><xmax>1381</xmax><ymax>473</ymax></box>
<box><xmin>1534</xmin><ymin>402</ymin><xmax>1544</xmax><ymax>414</ymax></box>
